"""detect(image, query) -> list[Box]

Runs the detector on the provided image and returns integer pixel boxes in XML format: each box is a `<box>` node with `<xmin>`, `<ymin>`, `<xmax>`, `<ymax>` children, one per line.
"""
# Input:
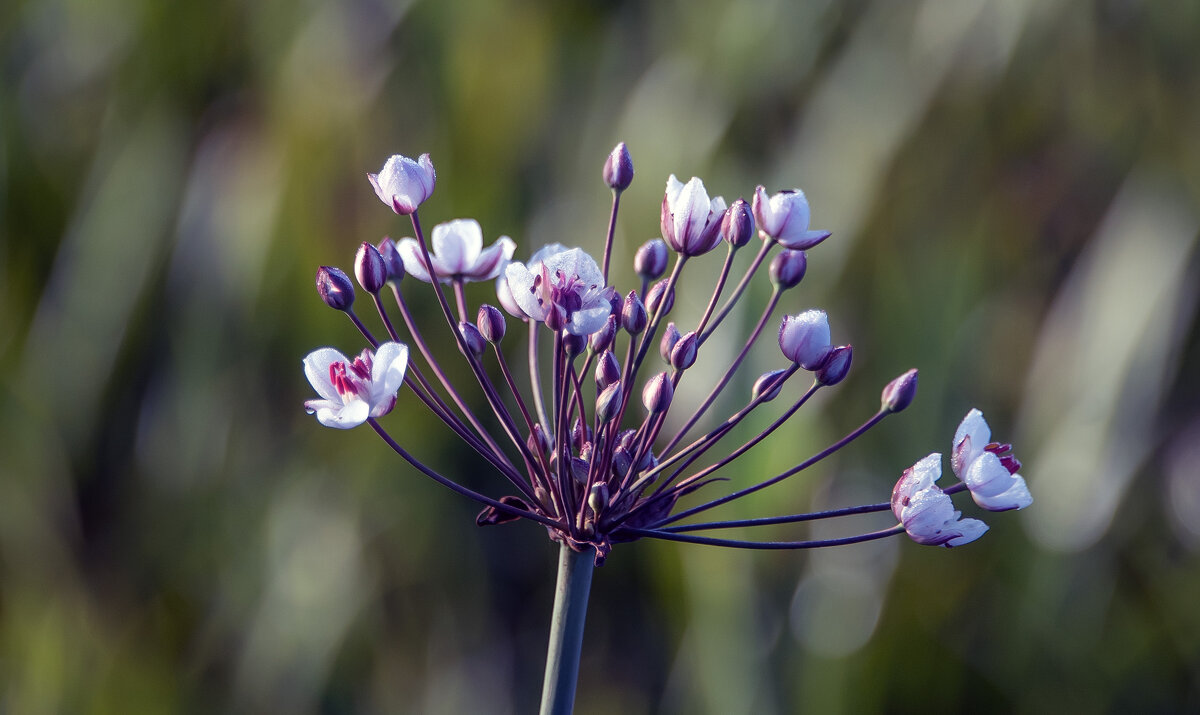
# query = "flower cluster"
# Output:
<box><xmin>304</xmin><ymin>145</ymin><xmax>1030</xmax><ymax>563</ymax></box>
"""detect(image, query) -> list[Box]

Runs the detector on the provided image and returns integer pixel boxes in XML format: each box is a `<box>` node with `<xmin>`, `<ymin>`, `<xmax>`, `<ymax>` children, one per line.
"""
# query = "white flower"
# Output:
<box><xmin>495</xmin><ymin>243</ymin><xmax>568</xmax><ymax>318</ymax></box>
<box><xmin>661</xmin><ymin>175</ymin><xmax>727</xmax><ymax>256</ymax></box>
<box><xmin>396</xmin><ymin>219</ymin><xmax>515</xmax><ymax>284</ymax></box>
<box><xmin>368</xmin><ymin>153</ymin><xmax>436</xmax><ymax>215</ymax></box>
<box><xmin>504</xmin><ymin>246</ymin><xmax>614</xmax><ymax>335</ymax></box>
<box><xmin>303</xmin><ymin>342</ymin><xmax>409</xmax><ymax>429</ymax></box>
<box><xmin>778</xmin><ymin>309</ymin><xmax>832</xmax><ymax>370</ymax></box>
<box><xmin>752</xmin><ymin>185</ymin><xmax>830</xmax><ymax>250</ymax></box>
<box><xmin>952</xmin><ymin>409</ymin><xmax>1032</xmax><ymax>512</ymax></box>
<box><xmin>892</xmin><ymin>454</ymin><xmax>988</xmax><ymax>547</ymax></box>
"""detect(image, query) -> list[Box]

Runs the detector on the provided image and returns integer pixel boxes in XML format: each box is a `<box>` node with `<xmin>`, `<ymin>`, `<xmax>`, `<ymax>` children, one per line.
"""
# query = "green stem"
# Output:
<box><xmin>539</xmin><ymin>543</ymin><xmax>595</xmax><ymax>715</ymax></box>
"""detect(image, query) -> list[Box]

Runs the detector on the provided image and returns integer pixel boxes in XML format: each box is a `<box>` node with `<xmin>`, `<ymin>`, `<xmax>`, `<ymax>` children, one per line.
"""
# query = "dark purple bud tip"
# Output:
<box><xmin>377</xmin><ymin>237</ymin><xmax>405</xmax><ymax>284</ymax></box>
<box><xmin>622</xmin><ymin>291</ymin><xmax>647</xmax><ymax>334</ymax></box>
<box><xmin>659</xmin><ymin>322</ymin><xmax>682</xmax><ymax>364</ymax></box>
<box><xmin>722</xmin><ymin>198</ymin><xmax>755</xmax><ymax>248</ymax></box>
<box><xmin>881</xmin><ymin>368</ymin><xmax>919</xmax><ymax>413</ymax></box>
<box><xmin>458</xmin><ymin>321</ymin><xmax>486</xmax><ymax>357</ymax></box>
<box><xmin>562</xmin><ymin>330</ymin><xmax>586</xmax><ymax>357</ymax></box>
<box><xmin>634</xmin><ymin>239</ymin><xmax>669</xmax><ymax>281</ymax></box>
<box><xmin>646</xmin><ymin>279</ymin><xmax>675</xmax><ymax>316</ymax></box>
<box><xmin>355</xmin><ymin>242</ymin><xmax>388</xmax><ymax>294</ymax></box>
<box><xmin>752</xmin><ymin>369</ymin><xmax>789</xmax><ymax>402</ymax></box>
<box><xmin>596</xmin><ymin>381</ymin><xmax>622</xmax><ymax>423</ymax></box>
<box><xmin>477</xmin><ymin>304</ymin><xmax>506</xmax><ymax>343</ymax></box>
<box><xmin>642</xmin><ymin>371</ymin><xmax>674</xmax><ymax>414</ymax></box>
<box><xmin>602</xmin><ymin>142</ymin><xmax>634</xmax><ymax>192</ymax></box>
<box><xmin>816</xmin><ymin>344</ymin><xmax>852</xmax><ymax>386</ymax></box>
<box><xmin>596</xmin><ymin>350</ymin><xmax>621</xmax><ymax>388</ymax></box>
<box><xmin>316</xmin><ymin>266</ymin><xmax>355</xmax><ymax>311</ymax></box>
<box><xmin>589</xmin><ymin>315</ymin><xmax>617</xmax><ymax>353</ymax></box>
<box><xmin>769</xmin><ymin>249</ymin><xmax>808</xmax><ymax>290</ymax></box>
<box><xmin>670</xmin><ymin>330</ymin><xmax>698</xmax><ymax>371</ymax></box>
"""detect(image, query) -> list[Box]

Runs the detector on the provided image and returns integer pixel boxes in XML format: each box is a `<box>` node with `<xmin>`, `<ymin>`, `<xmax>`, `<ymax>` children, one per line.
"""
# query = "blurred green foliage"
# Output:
<box><xmin>2</xmin><ymin>0</ymin><xmax>1199</xmax><ymax>712</ymax></box>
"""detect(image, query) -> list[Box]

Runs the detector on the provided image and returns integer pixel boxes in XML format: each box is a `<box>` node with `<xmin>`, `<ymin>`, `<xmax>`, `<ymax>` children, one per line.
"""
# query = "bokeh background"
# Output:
<box><xmin>3</xmin><ymin>0</ymin><xmax>1199</xmax><ymax>712</ymax></box>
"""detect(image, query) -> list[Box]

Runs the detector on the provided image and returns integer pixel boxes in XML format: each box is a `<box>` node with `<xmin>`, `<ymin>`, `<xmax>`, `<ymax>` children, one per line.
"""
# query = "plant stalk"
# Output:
<box><xmin>539</xmin><ymin>543</ymin><xmax>595</xmax><ymax>715</ymax></box>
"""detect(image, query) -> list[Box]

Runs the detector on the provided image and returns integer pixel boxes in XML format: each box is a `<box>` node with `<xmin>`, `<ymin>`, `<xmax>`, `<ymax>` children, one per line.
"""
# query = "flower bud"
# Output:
<box><xmin>458</xmin><ymin>321</ymin><xmax>486</xmax><ymax>358</ymax></box>
<box><xmin>752</xmin><ymin>369</ymin><xmax>788</xmax><ymax>402</ymax></box>
<box><xmin>596</xmin><ymin>381</ymin><xmax>622</xmax><ymax>423</ymax></box>
<box><xmin>642</xmin><ymin>372</ymin><xmax>674</xmax><ymax>414</ymax></box>
<box><xmin>816</xmin><ymin>344</ymin><xmax>852</xmax><ymax>386</ymax></box>
<box><xmin>477</xmin><ymin>304</ymin><xmax>506</xmax><ymax>343</ymax></box>
<box><xmin>528</xmin><ymin>423</ymin><xmax>551</xmax><ymax>457</ymax></box>
<box><xmin>368</xmin><ymin>153</ymin><xmax>436</xmax><ymax>215</ymax></box>
<box><xmin>355</xmin><ymin>242</ymin><xmax>388</xmax><ymax>294</ymax></box>
<box><xmin>670</xmin><ymin>330</ymin><xmax>699</xmax><ymax>371</ymax></box>
<box><xmin>596</xmin><ymin>350</ymin><xmax>621</xmax><ymax>389</ymax></box>
<box><xmin>622</xmin><ymin>291</ymin><xmax>647</xmax><ymax>334</ymax></box>
<box><xmin>602</xmin><ymin>142</ymin><xmax>634</xmax><ymax>192</ymax></box>
<box><xmin>634</xmin><ymin>239</ymin><xmax>669</xmax><ymax>281</ymax></box>
<box><xmin>778</xmin><ymin>309</ymin><xmax>832</xmax><ymax>370</ymax></box>
<box><xmin>769</xmin><ymin>249</ymin><xmax>807</xmax><ymax>290</ymax></box>
<box><xmin>752</xmin><ymin>185</ymin><xmax>830</xmax><ymax>249</ymax></box>
<box><xmin>588</xmin><ymin>483</ymin><xmax>610</xmax><ymax>516</ymax></box>
<box><xmin>571</xmin><ymin>456</ymin><xmax>590</xmax><ymax>484</ymax></box>
<box><xmin>562</xmin><ymin>330</ymin><xmax>586</xmax><ymax>357</ymax></box>
<box><xmin>612</xmin><ymin>446</ymin><xmax>632</xmax><ymax>478</ymax></box>
<box><xmin>572</xmin><ymin>417</ymin><xmax>590</xmax><ymax>452</ymax></box>
<box><xmin>377</xmin><ymin>237</ymin><xmax>405</xmax><ymax>284</ymax></box>
<box><xmin>721</xmin><ymin>198</ymin><xmax>755</xmax><ymax>248</ymax></box>
<box><xmin>589</xmin><ymin>315</ymin><xmax>617</xmax><ymax>353</ymax></box>
<box><xmin>659</xmin><ymin>322</ymin><xmax>682</xmax><ymax>364</ymax></box>
<box><xmin>881</xmin><ymin>368</ymin><xmax>919</xmax><ymax>413</ymax></box>
<box><xmin>316</xmin><ymin>266</ymin><xmax>355</xmax><ymax>311</ymax></box>
<box><xmin>646</xmin><ymin>279</ymin><xmax>674</xmax><ymax>316</ymax></box>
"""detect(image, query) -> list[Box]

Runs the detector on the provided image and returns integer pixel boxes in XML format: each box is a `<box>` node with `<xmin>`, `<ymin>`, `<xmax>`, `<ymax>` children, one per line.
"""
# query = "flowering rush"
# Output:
<box><xmin>305</xmin><ymin>146</ymin><xmax>1030</xmax><ymax>710</ymax></box>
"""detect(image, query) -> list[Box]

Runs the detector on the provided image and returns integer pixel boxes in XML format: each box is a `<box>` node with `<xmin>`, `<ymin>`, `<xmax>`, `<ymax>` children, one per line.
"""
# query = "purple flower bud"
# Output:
<box><xmin>316</xmin><ymin>266</ymin><xmax>355</xmax><ymax>311</ymax></box>
<box><xmin>816</xmin><ymin>344</ymin><xmax>852</xmax><ymax>386</ymax></box>
<box><xmin>458</xmin><ymin>321</ymin><xmax>486</xmax><ymax>358</ymax></box>
<box><xmin>596</xmin><ymin>350</ymin><xmax>621</xmax><ymax>389</ymax></box>
<box><xmin>670</xmin><ymin>330</ymin><xmax>699</xmax><ymax>370</ymax></box>
<box><xmin>602</xmin><ymin>142</ymin><xmax>634</xmax><ymax>192</ymax></box>
<box><xmin>368</xmin><ymin>153</ymin><xmax>436</xmax><ymax>215</ymax></box>
<box><xmin>572</xmin><ymin>417</ymin><xmax>589</xmax><ymax>452</ymax></box>
<box><xmin>571</xmin><ymin>456</ymin><xmax>590</xmax><ymax>484</ymax></box>
<box><xmin>622</xmin><ymin>291</ymin><xmax>647</xmax><ymax>334</ymax></box>
<box><xmin>721</xmin><ymin>198</ymin><xmax>755</xmax><ymax>248</ymax></box>
<box><xmin>646</xmin><ymin>279</ymin><xmax>674</xmax><ymax>316</ymax></box>
<box><xmin>562</xmin><ymin>330</ymin><xmax>587</xmax><ymax>357</ymax></box>
<box><xmin>588</xmin><ymin>483</ymin><xmax>610</xmax><ymax>516</ymax></box>
<box><xmin>642</xmin><ymin>371</ymin><xmax>674</xmax><ymax>414</ymax></box>
<box><xmin>769</xmin><ymin>249</ymin><xmax>807</xmax><ymax>290</ymax></box>
<box><xmin>662</xmin><ymin>175</ymin><xmax>727</xmax><ymax>256</ymax></box>
<box><xmin>612</xmin><ymin>446</ymin><xmax>632</xmax><ymax>478</ymax></box>
<box><xmin>477</xmin><ymin>304</ymin><xmax>506</xmax><ymax>343</ymax></box>
<box><xmin>596</xmin><ymin>381</ymin><xmax>622</xmax><ymax>423</ymax></box>
<box><xmin>778</xmin><ymin>309</ymin><xmax>832</xmax><ymax>370</ymax></box>
<box><xmin>589</xmin><ymin>315</ymin><xmax>617</xmax><ymax>353</ymax></box>
<box><xmin>355</xmin><ymin>242</ymin><xmax>388</xmax><ymax>294</ymax></box>
<box><xmin>528</xmin><ymin>423</ymin><xmax>552</xmax><ymax>457</ymax></box>
<box><xmin>377</xmin><ymin>237</ymin><xmax>405</xmax><ymax>284</ymax></box>
<box><xmin>634</xmin><ymin>239</ymin><xmax>669</xmax><ymax>281</ymax></box>
<box><xmin>752</xmin><ymin>369</ymin><xmax>789</xmax><ymax>402</ymax></box>
<box><xmin>659</xmin><ymin>322</ymin><xmax>682</xmax><ymax>364</ymax></box>
<box><xmin>881</xmin><ymin>368</ymin><xmax>919</xmax><ymax>413</ymax></box>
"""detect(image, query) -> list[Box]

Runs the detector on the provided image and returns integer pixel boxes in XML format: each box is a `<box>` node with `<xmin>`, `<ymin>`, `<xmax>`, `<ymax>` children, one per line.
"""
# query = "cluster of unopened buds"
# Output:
<box><xmin>305</xmin><ymin>145</ymin><xmax>1032</xmax><ymax>564</ymax></box>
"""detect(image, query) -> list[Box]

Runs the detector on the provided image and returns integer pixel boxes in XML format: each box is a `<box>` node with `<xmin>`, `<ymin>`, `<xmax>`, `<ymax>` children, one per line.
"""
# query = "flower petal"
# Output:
<box><xmin>304</xmin><ymin>347</ymin><xmax>350</xmax><ymax>402</ymax></box>
<box><xmin>505</xmin><ymin>261</ymin><xmax>547</xmax><ymax>320</ymax></box>
<box><xmin>395</xmin><ymin>238</ymin><xmax>434</xmax><ymax>283</ymax></box>
<box><xmin>314</xmin><ymin>399</ymin><xmax>370</xmax><ymax>429</ymax></box>
<box><xmin>371</xmin><ymin>341</ymin><xmax>410</xmax><ymax>398</ymax></box>
<box><xmin>431</xmin><ymin>219</ymin><xmax>483</xmax><ymax>276</ymax></box>
<box><xmin>468</xmin><ymin>236</ymin><xmax>516</xmax><ymax>281</ymax></box>
<box><xmin>952</xmin><ymin>408</ymin><xmax>991</xmax><ymax>477</ymax></box>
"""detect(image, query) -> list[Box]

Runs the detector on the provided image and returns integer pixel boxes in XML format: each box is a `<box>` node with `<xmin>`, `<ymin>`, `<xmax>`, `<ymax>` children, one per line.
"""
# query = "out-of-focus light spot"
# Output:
<box><xmin>1019</xmin><ymin>171</ymin><xmax>1199</xmax><ymax>552</ymax></box>
<box><xmin>1165</xmin><ymin>420</ymin><xmax>1200</xmax><ymax>550</ymax></box>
